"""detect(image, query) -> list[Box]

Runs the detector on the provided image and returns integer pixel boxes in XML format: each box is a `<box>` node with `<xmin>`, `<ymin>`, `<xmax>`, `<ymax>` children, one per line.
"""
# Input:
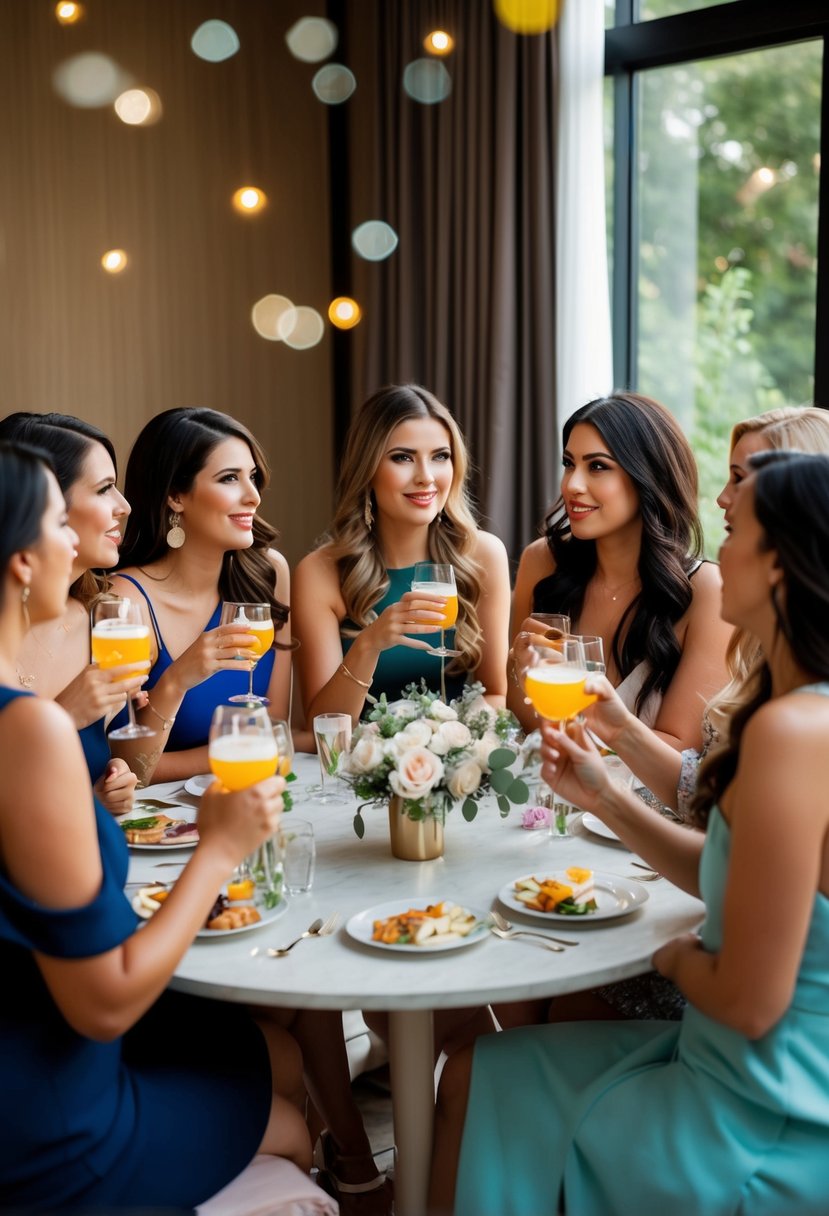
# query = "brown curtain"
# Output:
<box><xmin>344</xmin><ymin>0</ymin><xmax>559</xmax><ymax>562</ymax></box>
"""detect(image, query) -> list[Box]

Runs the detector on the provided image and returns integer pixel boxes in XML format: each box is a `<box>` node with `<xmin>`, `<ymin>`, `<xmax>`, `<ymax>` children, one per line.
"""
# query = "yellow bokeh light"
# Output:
<box><xmin>101</xmin><ymin>249</ymin><xmax>128</xmax><ymax>273</ymax></box>
<box><xmin>757</xmin><ymin>166</ymin><xmax>776</xmax><ymax>186</ymax></box>
<box><xmin>56</xmin><ymin>2</ymin><xmax>83</xmax><ymax>24</ymax></box>
<box><xmin>493</xmin><ymin>0</ymin><xmax>560</xmax><ymax>34</ymax></box>
<box><xmin>232</xmin><ymin>186</ymin><xmax>267</xmax><ymax>214</ymax></box>
<box><xmin>114</xmin><ymin>87</ymin><xmax>162</xmax><ymax>126</ymax></box>
<box><xmin>423</xmin><ymin>30</ymin><xmax>454</xmax><ymax>55</ymax></box>
<box><xmin>328</xmin><ymin>297</ymin><xmax>362</xmax><ymax>329</ymax></box>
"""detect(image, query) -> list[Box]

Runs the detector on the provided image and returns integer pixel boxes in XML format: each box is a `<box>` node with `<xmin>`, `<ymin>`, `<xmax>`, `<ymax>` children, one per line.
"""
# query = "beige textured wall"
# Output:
<box><xmin>0</xmin><ymin>0</ymin><xmax>334</xmax><ymax>567</ymax></box>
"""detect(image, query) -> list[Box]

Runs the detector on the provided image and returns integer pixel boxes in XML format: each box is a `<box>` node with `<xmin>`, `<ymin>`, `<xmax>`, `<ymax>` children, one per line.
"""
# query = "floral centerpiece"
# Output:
<box><xmin>343</xmin><ymin>682</ymin><xmax>529</xmax><ymax>850</ymax></box>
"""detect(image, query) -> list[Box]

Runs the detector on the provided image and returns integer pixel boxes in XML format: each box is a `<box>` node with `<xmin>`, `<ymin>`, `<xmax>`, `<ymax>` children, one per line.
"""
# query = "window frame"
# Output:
<box><xmin>605</xmin><ymin>0</ymin><xmax>829</xmax><ymax>404</ymax></box>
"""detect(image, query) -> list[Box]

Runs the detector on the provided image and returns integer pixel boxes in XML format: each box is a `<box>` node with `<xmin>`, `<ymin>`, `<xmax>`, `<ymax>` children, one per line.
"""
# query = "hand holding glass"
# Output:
<box><xmin>522</xmin><ymin>637</ymin><xmax>595</xmax><ymax>726</ymax></box>
<box><xmin>92</xmin><ymin>597</ymin><xmax>154</xmax><ymax>740</ymax></box>
<box><xmin>220</xmin><ymin>602</ymin><xmax>274</xmax><ymax>706</ymax></box>
<box><xmin>411</xmin><ymin>562</ymin><xmax>460</xmax><ymax>658</ymax></box>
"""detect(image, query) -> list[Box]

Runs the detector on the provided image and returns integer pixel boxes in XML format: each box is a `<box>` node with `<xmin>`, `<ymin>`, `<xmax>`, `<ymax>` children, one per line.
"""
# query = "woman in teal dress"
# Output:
<box><xmin>431</xmin><ymin>449</ymin><xmax>829</xmax><ymax>1216</ymax></box>
<box><xmin>0</xmin><ymin>440</ymin><xmax>309</xmax><ymax>1209</ymax></box>
<box><xmin>293</xmin><ymin>384</ymin><xmax>510</xmax><ymax>724</ymax></box>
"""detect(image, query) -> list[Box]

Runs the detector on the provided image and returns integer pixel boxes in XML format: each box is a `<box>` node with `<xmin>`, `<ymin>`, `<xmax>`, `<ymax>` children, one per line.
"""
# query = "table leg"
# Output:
<box><xmin>388</xmin><ymin>1008</ymin><xmax>435</xmax><ymax>1216</ymax></box>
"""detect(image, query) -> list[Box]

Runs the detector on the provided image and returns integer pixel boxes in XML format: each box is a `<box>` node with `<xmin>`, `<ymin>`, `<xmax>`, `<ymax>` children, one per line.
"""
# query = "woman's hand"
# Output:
<box><xmin>539</xmin><ymin>717</ymin><xmax>613</xmax><ymax>813</ymax></box>
<box><xmin>166</xmin><ymin>623</ymin><xmax>261</xmax><ymax>694</ymax></box>
<box><xmin>361</xmin><ymin>591</ymin><xmax>448</xmax><ymax>654</ymax></box>
<box><xmin>197</xmin><ymin>775</ymin><xmax>285</xmax><ymax>869</ymax></box>
<box><xmin>579</xmin><ymin>674</ymin><xmax>637</xmax><ymax>749</ymax></box>
<box><xmin>55</xmin><ymin>663</ymin><xmax>148</xmax><ymax>730</ymax></box>
<box><xmin>94</xmin><ymin>758</ymin><xmax>139</xmax><ymax>816</ymax></box>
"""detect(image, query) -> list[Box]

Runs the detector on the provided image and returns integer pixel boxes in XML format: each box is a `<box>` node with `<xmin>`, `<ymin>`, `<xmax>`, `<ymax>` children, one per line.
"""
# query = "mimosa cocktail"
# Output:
<box><xmin>92</xmin><ymin>598</ymin><xmax>155</xmax><ymax>741</ymax></box>
<box><xmin>220</xmin><ymin>602</ymin><xmax>273</xmax><ymax>706</ymax></box>
<box><xmin>411</xmin><ymin>562</ymin><xmax>461</xmax><ymax>658</ymax></box>
<box><xmin>208</xmin><ymin>733</ymin><xmax>279</xmax><ymax>790</ymax></box>
<box><xmin>524</xmin><ymin>664</ymin><xmax>596</xmax><ymax>721</ymax></box>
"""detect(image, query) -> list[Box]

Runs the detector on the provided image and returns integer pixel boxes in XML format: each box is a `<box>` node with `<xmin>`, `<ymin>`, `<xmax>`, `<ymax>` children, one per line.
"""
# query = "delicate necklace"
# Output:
<box><xmin>16</xmin><ymin>617</ymin><xmax>74</xmax><ymax>688</ymax></box>
<box><xmin>595</xmin><ymin>575</ymin><xmax>641</xmax><ymax>603</ymax></box>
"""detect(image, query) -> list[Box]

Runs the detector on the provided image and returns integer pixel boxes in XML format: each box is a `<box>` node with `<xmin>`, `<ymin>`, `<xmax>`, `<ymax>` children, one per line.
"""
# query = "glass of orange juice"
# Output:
<box><xmin>411</xmin><ymin>561</ymin><xmax>460</xmax><ymax>658</ymax></box>
<box><xmin>220</xmin><ymin>602</ymin><xmax>274</xmax><ymax>706</ymax></box>
<box><xmin>208</xmin><ymin>705</ymin><xmax>279</xmax><ymax>791</ymax></box>
<box><xmin>522</xmin><ymin>637</ymin><xmax>595</xmax><ymax>725</ymax></box>
<box><xmin>92</xmin><ymin>597</ymin><xmax>154</xmax><ymax>740</ymax></box>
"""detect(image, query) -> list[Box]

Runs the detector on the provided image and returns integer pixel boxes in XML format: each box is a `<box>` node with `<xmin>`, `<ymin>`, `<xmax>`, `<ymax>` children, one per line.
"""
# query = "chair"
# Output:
<box><xmin>197</xmin><ymin>1154</ymin><xmax>338</xmax><ymax>1216</ymax></box>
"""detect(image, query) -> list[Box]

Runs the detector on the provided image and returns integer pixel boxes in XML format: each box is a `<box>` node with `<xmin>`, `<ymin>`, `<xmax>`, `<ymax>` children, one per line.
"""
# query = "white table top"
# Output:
<box><xmin>128</xmin><ymin>754</ymin><xmax>704</xmax><ymax>1011</ymax></box>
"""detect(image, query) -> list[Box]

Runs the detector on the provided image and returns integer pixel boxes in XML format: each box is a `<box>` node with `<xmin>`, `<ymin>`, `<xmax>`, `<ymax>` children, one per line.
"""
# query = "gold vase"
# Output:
<box><xmin>388</xmin><ymin>796</ymin><xmax>445</xmax><ymax>861</ymax></box>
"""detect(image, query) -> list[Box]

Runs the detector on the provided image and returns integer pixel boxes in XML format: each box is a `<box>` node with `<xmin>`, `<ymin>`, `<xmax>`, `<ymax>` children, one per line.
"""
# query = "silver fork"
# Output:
<box><xmin>489</xmin><ymin>910</ymin><xmax>577</xmax><ymax>951</ymax></box>
<box><xmin>628</xmin><ymin>862</ymin><xmax>662</xmax><ymax>881</ymax></box>
<box><xmin>251</xmin><ymin>912</ymin><xmax>340</xmax><ymax>958</ymax></box>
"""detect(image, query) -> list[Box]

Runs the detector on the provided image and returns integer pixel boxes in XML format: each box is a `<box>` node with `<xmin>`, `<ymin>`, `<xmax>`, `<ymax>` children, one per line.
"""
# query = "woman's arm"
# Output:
<box><xmin>506</xmin><ymin>539</ymin><xmax>554</xmax><ymax>729</ymax></box>
<box><xmin>649</xmin><ymin>562</ymin><xmax>732</xmax><ymax>752</ymax></box>
<box><xmin>469</xmin><ymin>531</ymin><xmax>510</xmax><ymax>706</ymax></box>
<box><xmin>1</xmin><ymin>697</ymin><xmax>283</xmax><ymax>1042</ymax></box>
<box><xmin>656</xmin><ymin>695</ymin><xmax>829</xmax><ymax>1037</ymax></box>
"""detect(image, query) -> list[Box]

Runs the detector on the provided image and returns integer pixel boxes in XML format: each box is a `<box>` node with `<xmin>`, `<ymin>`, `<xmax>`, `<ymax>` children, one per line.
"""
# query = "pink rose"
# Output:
<box><xmin>389</xmin><ymin>746</ymin><xmax>445</xmax><ymax>800</ymax></box>
<box><xmin>521</xmin><ymin>805</ymin><xmax>552</xmax><ymax>830</ymax></box>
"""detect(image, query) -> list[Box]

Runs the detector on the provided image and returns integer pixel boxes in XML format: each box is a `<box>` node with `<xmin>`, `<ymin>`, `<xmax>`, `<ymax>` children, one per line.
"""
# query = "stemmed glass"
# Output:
<box><xmin>312</xmin><ymin>712</ymin><xmax>352</xmax><ymax>805</ymax></box>
<box><xmin>91</xmin><ymin>597</ymin><xmax>155</xmax><ymax>740</ymax></box>
<box><xmin>529</xmin><ymin>612</ymin><xmax>571</xmax><ymax>642</ymax></box>
<box><xmin>411</xmin><ymin>562</ymin><xmax>460</xmax><ymax>658</ymax></box>
<box><xmin>220</xmin><ymin>602</ymin><xmax>274</xmax><ymax>706</ymax></box>
<box><xmin>209</xmin><ymin>704</ymin><xmax>279</xmax><ymax>885</ymax></box>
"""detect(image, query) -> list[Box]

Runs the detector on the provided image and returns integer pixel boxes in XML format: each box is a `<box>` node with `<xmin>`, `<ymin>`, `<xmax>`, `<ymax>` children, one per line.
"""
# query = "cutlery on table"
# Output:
<box><xmin>251</xmin><ymin>912</ymin><xmax>340</xmax><ymax>958</ymax></box>
<box><xmin>629</xmin><ymin>862</ymin><xmax>662</xmax><ymax>881</ymax></box>
<box><xmin>488</xmin><ymin>910</ymin><xmax>577</xmax><ymax>951</ymax></box>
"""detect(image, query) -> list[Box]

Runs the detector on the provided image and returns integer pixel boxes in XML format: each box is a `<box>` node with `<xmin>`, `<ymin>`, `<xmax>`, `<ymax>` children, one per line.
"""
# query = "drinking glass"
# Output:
<box><xmin>534</xmin><ymin>781</ymin><xmax>574</xmax><ymax>842</ymax></box>
<box><xmin>220</xmin><ymin>601</ymin><xmax>274</xmax><ymax>705</ymax></box>
<box><xmin>270</xmin><ymin>718</ymin><xmax>294</xmax><ymax>778</ymax></box>
<box><xmin>576</xmin><ymin>635</ymin><xmax>606</xmax><ymax>674</ymax></box>
<box><xmin>529</xmin><ymin>612</ymin><xmax>571</xmax><ymax>643</ymax></box>
<box><xmin>280</xmin><ymin>819</ymin><xmax>316</xmax><ymax>894</ymax></box>
<box><xmin>411</xmin><ymin>562</ymin><xmax>461</xmax><ymax>658</ymax></box>
<box><xmin>92</xmin><ymin>597</ymin><xmax>154</xmax><ymax>740</ymax></box>
<box><xmin>522</xmin><ymin>637</ymin><xmax>594</xmax><ymax>727</ymax></box>
<box><xmin>208</xmin><ymin>704</ymin><xmax>278</xmax><ymax>791</ymax></box>
<box><xmin>312</xmin><ymin>712</ymin><xmax>352</xmax><ymax>805</ymax></box>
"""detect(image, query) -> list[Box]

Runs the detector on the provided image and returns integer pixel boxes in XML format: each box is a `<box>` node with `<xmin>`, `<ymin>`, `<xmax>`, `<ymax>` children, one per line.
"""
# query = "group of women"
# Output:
<box><xmin>1</xmin><ymin>384</ymin><xmax>829</xmax><ymax>1214</ymax></box>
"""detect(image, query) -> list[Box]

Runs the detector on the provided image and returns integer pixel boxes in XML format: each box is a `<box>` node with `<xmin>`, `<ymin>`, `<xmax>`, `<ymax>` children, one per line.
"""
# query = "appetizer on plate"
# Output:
<box><xmin>514</xmin><ymin>868</ymin><xmax>598</xmax><ymax>916</ymax></box>
<box><xmin>372</xmin><ymin>900</ymin><xmax>479</xmax><ymax>947</ymax></box>
<box><xmin>120</xmin><ymin>814</ymin><xmax>199</xmax><ymax>846</ymax></box>
<box><xmin>131</xmin><ymin>882</ymin><xmax>262</xmax><ymax>931</ymax></box>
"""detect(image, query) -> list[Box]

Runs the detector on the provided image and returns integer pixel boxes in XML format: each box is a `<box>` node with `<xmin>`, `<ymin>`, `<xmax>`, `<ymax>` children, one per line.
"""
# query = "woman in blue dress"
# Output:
<box><xmin>0</xmin><ymin>412</ymin><xmax>144</xmax><ymax>814</ymax></box>
<box><xmin>293</xmin><ymin>384</ymin><xmax>511</xmax><ymax>724</ymax></box>
<box><xmin>431</xmin><ymin>449</ymin><xmax>829</xmax><ymax>1216</ymax></box>
<box><xmin>111</xmin><ymin>407</ymin><xmax>303</xmax><ymax>783</ymax></box>
<box><xmin>0</xmin><ymin>440</ymin><xmax>309</xmax><ymax>1209</ymax></box>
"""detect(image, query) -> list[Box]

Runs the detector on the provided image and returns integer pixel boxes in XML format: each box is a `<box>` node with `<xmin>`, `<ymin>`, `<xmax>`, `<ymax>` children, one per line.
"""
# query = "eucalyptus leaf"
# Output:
<box><xmin>462</xmin><ymin>797</ymin><xmax>478</xmax><ymax>822</ymax></box>
<box><xmin>507</xmin><ymin>778</ymin><xmax>531</xmax><ymax>804</ymax></box>
<box><xmin>488</xmin><ymin>747</ymin><xmax>517</xmax><ymax>770</ymax></box>
<box><xmin>489</xmin><ymin>768</ymin><xmax>514</xmax><ymax>795</ymax></box>
<box><xmin>353</xmin><ymin>813</ymin><xmax>365</xmax><ymax>839</ymax></box>
<box><xmin>497</xmin><ymin>794</ymin><xmax>510</xmax><ymax>816</ymax></box>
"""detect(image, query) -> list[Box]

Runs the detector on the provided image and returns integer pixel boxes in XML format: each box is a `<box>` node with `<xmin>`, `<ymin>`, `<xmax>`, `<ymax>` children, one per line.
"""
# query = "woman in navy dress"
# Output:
<box><xmin>0</xmin><ymin>440</ymin><xmax>309</xmax><ymax>1209</ymax></box>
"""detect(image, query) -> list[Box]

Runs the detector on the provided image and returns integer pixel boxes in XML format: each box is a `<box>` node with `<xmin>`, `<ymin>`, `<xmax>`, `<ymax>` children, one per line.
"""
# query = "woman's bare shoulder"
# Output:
<box><xmin>518</xmin><ymin>536</ymin><xmax>554</xmax><ymax>579</ymax></box>
<box><xmin>266</xmin><ymin>547</ymin><xmax>290</xmax><ymax>581</ymax></box>
<box><xmin>471</xmin><ymin>529</ymin><xmax>508</xmax><ymax>565</ymax></box>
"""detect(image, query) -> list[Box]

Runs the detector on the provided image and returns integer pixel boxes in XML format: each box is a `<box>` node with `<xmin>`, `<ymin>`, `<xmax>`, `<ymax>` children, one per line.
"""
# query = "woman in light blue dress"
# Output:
<box><xmin>432</xmin><ymin>449</ymin><xmax>829</xmax><ymax>1216</ymax></box>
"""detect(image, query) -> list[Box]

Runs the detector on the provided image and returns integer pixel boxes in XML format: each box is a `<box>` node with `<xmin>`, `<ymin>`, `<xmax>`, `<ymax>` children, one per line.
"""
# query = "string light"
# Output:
<box><xmin>55</xmin><ymin>2</ymin><xmax>83</xmax><ymax>24</ymax></box>
<box><xmin>232</xmin><ymin>186</ymin><xmax>267</xmax><ymax>214</ymax></box>
<box><xmin>114</xmin><ymin>88</ymin><xmax>162</xmax><ymax>126</ymax></box>
<box><xmin>423</xmin><ymin>30</ymin><xmax>454</xmax><ymax>55</ymax></box>
<box><xmin>328</xmin><ymin>297</ymin><xmax>362</xmax><ymax>329</ymax></box>
<box><xmin>101</xmin><ymin>249</ymin><xmax>128</xmax><ymax>274</ymax></box>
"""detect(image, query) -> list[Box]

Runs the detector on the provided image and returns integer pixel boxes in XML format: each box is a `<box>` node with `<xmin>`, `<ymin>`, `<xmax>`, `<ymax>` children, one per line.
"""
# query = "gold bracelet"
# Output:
<box><xmin>338</xmin><ymin>661</ymin><xmax>373</xmax><ymax>690</ymax></box>
<box><xmin>145</xmin><ymin>698</ymin><xmax>176</xmax><ymax>731</ymax></box>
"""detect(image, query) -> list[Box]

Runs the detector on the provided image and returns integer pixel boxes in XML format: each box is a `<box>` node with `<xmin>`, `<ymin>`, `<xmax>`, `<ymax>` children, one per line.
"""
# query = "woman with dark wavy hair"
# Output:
<box><xmin>508</xmin><ymin>391</ymin><xmax>731</xmax><ymax>748</ymax></box>
<box><xmin>111</xmin><ymin>407</ymin><xmax>295</xmax><ymax>782</ymax></box>
<box><xmin>433</xmin><ymin>449</ymin><xmax>829</xmax><ymax>1216</ymax></box>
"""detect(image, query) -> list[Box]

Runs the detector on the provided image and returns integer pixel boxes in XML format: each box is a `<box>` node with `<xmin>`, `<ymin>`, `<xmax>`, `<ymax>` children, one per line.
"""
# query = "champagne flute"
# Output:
<box><xmin>411</xmin><ymin>562</ymin><xmax>461</xmax><ymax>658</ymax></box>
<box><xmin>312</xmin><ymin>712</ymin><xmax>352</xmax><ymax>805</ymax></box>
<box><xmin>92</xmin><ymin>597</ymin><xmax>154</xmax><ymax>740</ymax></box>
<box><xmin>209</xmin><ymin>704</ymin><xmax>280</xmax><ymax>885</ymax></box>
<box><xmin>220</xmin><ymin>602</ymin><xmax>274</xmax><ymax>706</ymax></box>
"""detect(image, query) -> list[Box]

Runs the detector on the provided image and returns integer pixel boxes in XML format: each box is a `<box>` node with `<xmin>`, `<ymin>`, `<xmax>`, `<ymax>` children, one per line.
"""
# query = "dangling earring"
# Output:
<box><xmin>21</xmin><ymin>583</ymin><xmax>31</xmax><ymax>630</ymax></box>
<box><xmin>166</xmin><ymin>511</ymin><xmax>186</xmax><ymax>549</ymax></box>
<box><xmin>363</xmin><ymin>493</ymin><xmax>374</xmax><ymax>531</ymax></box>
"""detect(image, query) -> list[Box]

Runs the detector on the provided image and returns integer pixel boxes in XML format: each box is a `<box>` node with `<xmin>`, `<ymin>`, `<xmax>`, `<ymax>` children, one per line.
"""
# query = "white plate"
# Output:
<box><xmin>582</xmin><ymin>812</ymin><xmax>621</xmax><ymax>842</ymax></box>
<box><xmin>197</xmin><ymin>898</ymin><xmax>287</xmax><ymax>939</ymax></box>
<box><xmin>184</xmin><ymin>773</ymin><xmax>215</xmax><ymax>797</ymax></box>
<box><xmin>120</xmin><ymin>807</ymin><xmax>199</xmax><ymax>851</ymax></box>
<box><xmin>346</xmin><ymin>899</ymin><xmax>489</xmax><ymax>954</ymax></box>
<box><xmin>498</xmin><ymin>871</ymin><xmax>649</xmax><ymax>922</ymax></box>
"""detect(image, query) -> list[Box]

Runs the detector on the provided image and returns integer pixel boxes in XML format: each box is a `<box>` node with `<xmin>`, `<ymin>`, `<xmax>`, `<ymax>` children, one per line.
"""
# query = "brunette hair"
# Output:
<box><xmin>117</xmin><ymin>408</ymin><xmax>289</xmax><ymax>634</ymax></box>
<box><xmin>691</xmin><ymin>450</ymin><xmax>829</xmax><ymax>825</ymax></box>
<box><xmin>0</xmin><ymin>441</ymin><xmax>53</xmax><ymax>610</ymax></box>
<box><xmin>535</xmin><ymin>391</ymin><xmax>702</xmax><ymax>715</ymax></box>
<box><xmin>0</xmin><ymin>412</ymin><xmax>117</xmax><ymax>607</ymax></box>
<box><xmin>324</xmin><ymin>384</ymin><xmax>483</xmax><ymax>672</ymax></box>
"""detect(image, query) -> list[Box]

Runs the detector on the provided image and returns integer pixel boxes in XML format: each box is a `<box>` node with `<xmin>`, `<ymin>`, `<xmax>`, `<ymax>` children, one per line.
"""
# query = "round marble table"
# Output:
<box><xmin>128</xmin><ymin>754</ymin><xmax>704</xmax><ymax>1216</ymax></box>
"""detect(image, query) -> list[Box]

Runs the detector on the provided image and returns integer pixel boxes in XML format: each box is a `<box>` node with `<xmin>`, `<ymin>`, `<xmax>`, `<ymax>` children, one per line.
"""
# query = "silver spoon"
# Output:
<box><xmin>251</xmin><ymin>912</ymin><xmax>340</xmax><ymax>958</ymax></box>
<box><xmin>489</xmin><ymin>910</ymin><xmax>578</xmax><ymax>950</ymax></box>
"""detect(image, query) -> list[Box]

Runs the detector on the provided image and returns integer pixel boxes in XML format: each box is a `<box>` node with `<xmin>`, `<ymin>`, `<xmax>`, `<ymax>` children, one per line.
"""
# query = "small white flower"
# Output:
<box><xmin>389</xmin><ymin>747</ymin><xmax>445</xmax><ymax>799</ymax></box>
<box><xmin>347</xmin><ymin>735</ymin><xmax>386</xmax><ymax>775</ymax></box>
<box><xmin>446</xmin><ymin>758</ymin><xmax>483</xmax><ymax>800</ymax></box>
<box><xmin>429</xmin><ymin>720</ymin><xmax>472</xmax><ymax>755</ymax></box>
<box><xmin>399</xmin><ymin>719</ymin><xmax>434</xmax><ymax>748</ymax></box>
<box><xmin>387</xmin><ymin>699</ymin><xmax>420</xmax><ymax>720</ymax></box>
<box><xmin>463</xmin><ymin>694</ymin><xmax>496</xmax><ymax>728</ymax></box>
<box><xmin>429</xmin><ymin>701</ymin><xmax>458</xmax><ymax>722</ymax></box>
<box><xmin>472</xmin><ymin>730</ymin><xmax>503</xmax><ymax>772</ymax></box>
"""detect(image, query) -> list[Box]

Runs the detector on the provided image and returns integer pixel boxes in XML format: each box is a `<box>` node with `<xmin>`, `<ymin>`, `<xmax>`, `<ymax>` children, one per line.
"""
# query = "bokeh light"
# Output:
<box><xmin>55</xmin><ymin>2</ymin><xmax>83</xmax><ymax>24</ymax></box>
<box><xmin>251</xmin><ymin>294</ymin><xmax>295</xmax><ymax>341</ymax></box>
<box><xmin>53</xmin><ymin>52</ymin><xmax>127</xmax><ymax>108</ymax></box>
<box><xmin>285</xmin><ymin>17</ymin><xmax>338</xmax><ymax>63</ymax></box>
<box><xmin>312</xmin><ymin>64</ymin><xmax>356</xmax><ymax>105</ymax></box>
<box><xmin>352</xmin><ymin>220</ymin><xmax>399</xmax><ymax>261</ymax></box>
<box><xmin>232</xmin><ymin>186</ymin><xmax>267</xmax><ymax>214</ymax></box>
<box><xmin>114</xmin><ymin>88</ymin><xmax>162</xmax><ymax>126</ymax></box>
<box><xmin>101</xmin><ymin>249</ymin><xmax>128</xmax><ymax>273</ymax></box>
<box><xmin>423</xmin><ymin>30</ymin><xmax>454</xmax><ymax>55</ymax></box>
<box><xmin>278</xmin><ymin>306</ymin><xmax>325</xmax><ymax>350</ymax></box>
<box><xmin>493</xmin><ymin>0</ymin><xmax>560</xmax><ymax>34</ymax></box>
<box><xmin>402</xmin><ymin>59</ymin><xmax>452</xmax><ymax>104</ymax></box>
<box><xmin>191</xmin><ymin>20</ymin><xmax>240</xmax><ymax>63</ymax></box>
<box><xmin>328</xmin><ymin>297</ymin><xmax>362</xmax><ymax>329</ymax></box>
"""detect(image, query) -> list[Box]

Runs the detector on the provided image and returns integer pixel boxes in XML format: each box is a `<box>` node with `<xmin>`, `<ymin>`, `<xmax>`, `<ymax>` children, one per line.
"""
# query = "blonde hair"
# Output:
<box><xmin>325</xmin><ymin>384</ymin><xmax>484</xmax><ymax>673</ymax></box>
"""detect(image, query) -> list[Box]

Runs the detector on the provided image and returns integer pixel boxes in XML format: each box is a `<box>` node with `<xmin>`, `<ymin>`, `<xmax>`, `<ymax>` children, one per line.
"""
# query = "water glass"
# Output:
<box><xmin>535</xmin><ymin>782</ymin><xmax>574</xmax><ymax>841</ymax></box>
<box><xmin>312</xmin><ymin>712</ymin><xmax>352</xmax><ymax>805</ymax></box>
<box><xmin>281</xmin><ymin>819</ymin><xmax>315</xmax><ymax>894</ymax></box>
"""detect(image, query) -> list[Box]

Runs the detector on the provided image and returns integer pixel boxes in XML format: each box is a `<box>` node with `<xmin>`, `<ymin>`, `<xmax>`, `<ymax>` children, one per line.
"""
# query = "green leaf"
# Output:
<box><xmin>497</xmin><ymin>794</ymin><xmax>510</xmax><ymax>817</ymax></box>
<box><xmin>282</xmin><ymin>791</ymin><xmax>293</xmax><ymax>813</ymax></box>
<box><xmin>489</xmin><ymin>768</ymin><xmax>514</xmax><ymax>795</ymax></box>
<box><xmin>353</xmin><ymin>813</ymin><xmax>365</xmax><ymax>839</ymax></box>
<box><xmin>507</xmin><ymin>778</ymin><xmax>530</xmax><ymax>805</ymax></box>
<box><xmin>461</xmin><ymin>797</ymin><xmax>478</xmax><ymax>822</ymax></box>
<box><xmin>488</xmin><ymin>747</ymin><xmax>516</xmax><ymax>770</ymax></box>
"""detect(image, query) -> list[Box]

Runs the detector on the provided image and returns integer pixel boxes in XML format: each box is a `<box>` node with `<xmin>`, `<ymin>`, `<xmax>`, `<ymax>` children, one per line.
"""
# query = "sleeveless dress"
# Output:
<box><xmin>0</xmin><ymin>686</ymin><xmax>271</xmax><ymax>1209</ymax></box>
<box><xmin>341</xmin><ymin>566</ymin><xmax>466</xmax><ymax>712</ymax></box>
<box><xmin>115</xmin><ymin>575</ymin><xmax>276</xmax><ymax>751</ymax></box>
<box><xmin>456</xmin><ymin>687</ymin><xmax>829</xmax><ymax>1216</ymax></box>
<box><xmin>79</xmin><ymin>716</ymin><xmax>111</xmax><ymax>784</ymax></box>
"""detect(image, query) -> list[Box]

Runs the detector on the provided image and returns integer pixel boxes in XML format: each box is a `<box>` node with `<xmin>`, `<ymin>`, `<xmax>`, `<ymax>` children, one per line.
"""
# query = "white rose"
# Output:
<box><xmin>429</xmin><ymin>720</ymin><xmax>472</xmax><ymax>755</ymax></box>
<box><xmin>387</xmin><ymin>699</ymin><xmax>420</xmax><ymax>720</ymax></box>
<box><xmin>389</xmin><ymin>747</ymin><xmax>444</xmax><ymax>799</ymax></box>
<box><xmin>399</xmin><ymin>719</ymin><xmax>434</xmax><ymax>748</ymax></box>
<box><xmin>472</xmin><ymin>730</ymin><xmax>503</xmax><ymax>772</ymax></box>
<box><xmin>463</xmin><ymin>694</ymin><xmax>496</xmax><ymax>728</ymax></box>
<box><xmin>447</xmin><ymin>758</ymin><xmax>483</xmax><ymax>800</ymax></box>
<box><xmin>429</xmin><ymin>701</ymin><xmax>458</xmax><ymax>722</ymax></box>
<box><xmin>347</xmin><ymin>735</ymin><xmax>386</xmax><ymax>775</ymax></box>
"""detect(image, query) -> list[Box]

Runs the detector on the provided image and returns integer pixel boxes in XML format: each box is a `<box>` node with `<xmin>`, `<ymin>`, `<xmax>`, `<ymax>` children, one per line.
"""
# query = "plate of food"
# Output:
<box><xmin>119</xmin><ymin>810</ymin><xmax>199</xmax><ymax>849</ymax></box>
<box><xmin>498</xmin><ymin>867</ymin><xmax>648</xmax><ymax>922</ymax></box>
<box><xmin>184</xmin><ymin>773</ymin><xmax>215</xmax><ymax>798</ymax></box>
<box><xmin>346</xmin><ymin>899</ymin><xmax>488</xmax><ymax>953</ymax></box>
<box><xmin>582</xmin><ymin>812</ymin><xmax>621</xmax><ymax>843</ymax></box>
<box><xmin>131</xmin><ymin>882</ymin><xmax>287</xmax><ymax>937</ymax></box>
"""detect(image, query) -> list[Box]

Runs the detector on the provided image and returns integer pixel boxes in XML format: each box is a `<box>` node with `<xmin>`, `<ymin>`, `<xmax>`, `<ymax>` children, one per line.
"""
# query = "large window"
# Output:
<box><xmin>606</xmin><ymin>2</ymin><xmax>828</xmax><ymax>552</ymax></box>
